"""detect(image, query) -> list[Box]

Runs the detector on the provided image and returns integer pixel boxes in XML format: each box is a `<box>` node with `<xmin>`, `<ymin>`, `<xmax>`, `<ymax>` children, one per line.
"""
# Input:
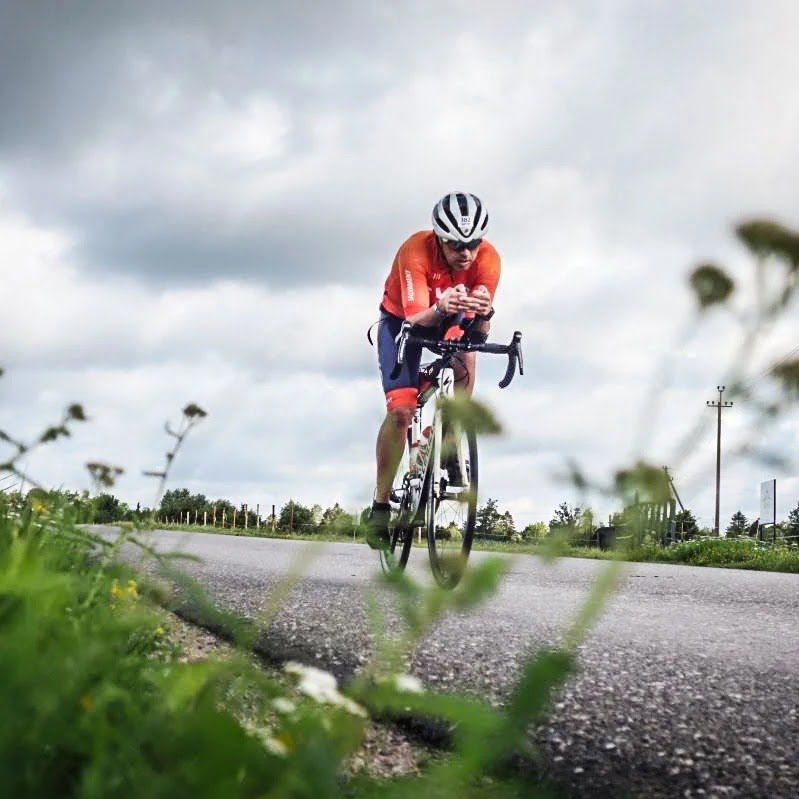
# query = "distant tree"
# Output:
<box><xmin>475</xmin><ymin>498</ymin><xmax>503</xmax><ymax>536</ymax></box>
<box><xmin>521</xmin><ymin>521</ymin><xmax>548</xmax><ymax>541</ymax></box>
<box><xmin>319</xmin><ymin>503</ymin><xmax>352</xmax><ymax>535</ymax></box>
<box><xmin>278</xmin><ymin>500</ymin><xmax>315</xmax><ymax>534</ymax></box>
<box><xmin>495</xmin><ymin>510</ymin><xmax>516</xmax><ymax>539</ymax></box>
<box><xmin>786</xmin><ymin>502</ymin><xmax>799</xmax><ymax>533</ymax></box>
<box><xmin>726</xmin><ymin>510</ymin><xmax>749</xmax><ymax>537</ymax></box>
<box><xmin>673</xmin><ymin>509</ymin><xmax>699</xmax><ymax>539</ymax></box>
<box><xmin>549</xmin><ymin>501</ymin><xmax>584</xmax><ymax>531</ymax></box>
<box><xmin>48</xmin><ymin>489</ymin><xmax>94</xmax><ymax>522</ymax></box>
<box><xmin>92</xmin><ymin>493</ymin><xmax>122</xmax><ymax>524</ymax></box>
<box><xmin>549</xmin><ymin>502</ymin><xmax>594</xmax><ymax>545</ymax></box>
<box><xmin>159</xmin><ymin>488</ymin><xmax>208</xmax><ymax>521</ymax></box>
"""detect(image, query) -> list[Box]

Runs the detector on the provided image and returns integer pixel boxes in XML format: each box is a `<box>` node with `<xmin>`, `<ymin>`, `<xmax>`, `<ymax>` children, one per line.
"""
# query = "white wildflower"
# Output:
<box><xmin>264</xmin><ymin>737</ymin><xmax>289</xmax><ymax>757</ymax></box>
<box><xmin>393</xmin><ymin>674</ymin><xmax>424</xmax><ymax>694</ymax></box>
<box><xmin>284</xmin><ymin>661</ymin><xmax>367</xmax><ymax>718</ymax></box>
<box><xmin>240</xmin><ymin>720</ymin><xmax>289</xmax><ymax>757</ymax></box>
<box><xmin>271</xmin><ymin>697</ymin><xmax>296</xmax><ymax>715</ymax></box>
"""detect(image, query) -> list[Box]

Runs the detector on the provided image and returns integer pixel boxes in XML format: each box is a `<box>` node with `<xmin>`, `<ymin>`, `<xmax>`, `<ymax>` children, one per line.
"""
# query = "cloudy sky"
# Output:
<box><xmin>2</xmin><ymin>1</ymin><xmax>798</xmax><ymax>529</ymax></box>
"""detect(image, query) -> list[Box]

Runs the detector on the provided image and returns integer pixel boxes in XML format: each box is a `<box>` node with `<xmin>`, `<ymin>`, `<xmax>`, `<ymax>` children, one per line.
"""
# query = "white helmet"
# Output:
<box><xmin>431</xmin><ymin>191</ymin><xmax>489</xmax><ymax>243</ymax></box>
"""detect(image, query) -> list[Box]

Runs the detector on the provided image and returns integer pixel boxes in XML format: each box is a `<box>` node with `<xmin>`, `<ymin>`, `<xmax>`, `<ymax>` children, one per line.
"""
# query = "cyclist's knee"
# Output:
<box><xmin>386</xmin><ymin>405</ymin><xmax>413</xmax><ymax>430</ymax></box>
<box><xmin>384</xmin><ymin>387</ymin><xmax>415</xmax><ymax>430</ymax></box>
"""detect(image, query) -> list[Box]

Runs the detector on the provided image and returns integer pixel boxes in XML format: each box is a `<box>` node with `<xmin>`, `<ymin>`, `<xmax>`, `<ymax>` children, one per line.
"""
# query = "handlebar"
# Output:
<box><xmin>391</xmin><ymin>321</ymin><xmax>524</xmax><ymax>389</ymax></box>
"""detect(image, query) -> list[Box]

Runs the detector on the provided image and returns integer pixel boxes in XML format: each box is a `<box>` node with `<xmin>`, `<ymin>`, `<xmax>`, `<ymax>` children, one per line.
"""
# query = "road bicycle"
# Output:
<box><xmin>379</xmin><ymin>321</ymin><xmax>523</xmax><ymax>588</ymax></box>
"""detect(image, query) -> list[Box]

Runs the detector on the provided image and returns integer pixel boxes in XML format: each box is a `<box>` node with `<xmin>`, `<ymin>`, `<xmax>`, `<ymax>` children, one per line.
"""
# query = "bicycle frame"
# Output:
<box><xmin>404</xmin><ymin>363</ymin><xmax>459</xmax><ymax>528</ymax></box>
<box><xmin>382</xmin><ymin>321</ymin><xmax>523</xmax><ymax>583</ymax></box>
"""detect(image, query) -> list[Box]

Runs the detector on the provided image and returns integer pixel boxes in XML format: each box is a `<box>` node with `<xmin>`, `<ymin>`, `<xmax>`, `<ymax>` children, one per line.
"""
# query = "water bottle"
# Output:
<box><xmin>415</xmin><ymin>426</ymin><xmax>433</xmax><ymax>472</ymax></box>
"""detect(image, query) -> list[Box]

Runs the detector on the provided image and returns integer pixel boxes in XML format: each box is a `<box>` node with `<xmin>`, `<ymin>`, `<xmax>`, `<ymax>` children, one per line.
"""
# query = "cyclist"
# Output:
<box><xmin>367</xmin><ymin>191</ymin><xmax>501</xmax><ymax>548</ymax></box>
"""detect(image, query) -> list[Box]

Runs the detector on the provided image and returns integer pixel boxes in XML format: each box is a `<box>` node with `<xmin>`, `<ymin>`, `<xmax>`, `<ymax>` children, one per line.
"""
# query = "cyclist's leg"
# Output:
<box><xmin>375</xmin><ymin>401</ymin><xmax>413</xmax><ymax>502</ymax></box>
<box><xmin>369</xmin><ymin>313</ymin><xmax>422</xmax><ymax>549</ymax></box>
<box><xmin>374</xmin><ymin>311</ymin><xmax>422</xmax><ymax>502</ymax></box>
<box><xmin>452</xmin><ymin>350</ymin><xmax>477</xmax><ymax>396</ymax></box>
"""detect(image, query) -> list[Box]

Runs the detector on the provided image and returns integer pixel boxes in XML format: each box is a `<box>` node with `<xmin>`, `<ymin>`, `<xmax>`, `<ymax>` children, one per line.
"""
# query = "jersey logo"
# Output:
<box><xmin>404</xmin><ymin>269</ymin><xmax>415</xmax><ymax>302</ymax></box>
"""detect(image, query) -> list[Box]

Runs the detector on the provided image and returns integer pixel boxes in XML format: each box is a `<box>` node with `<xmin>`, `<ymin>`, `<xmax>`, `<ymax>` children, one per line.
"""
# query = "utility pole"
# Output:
<box><xmin>706</xmin><ymin>386</ymin><xmax>733</xmax><ymax>537</ymax></box>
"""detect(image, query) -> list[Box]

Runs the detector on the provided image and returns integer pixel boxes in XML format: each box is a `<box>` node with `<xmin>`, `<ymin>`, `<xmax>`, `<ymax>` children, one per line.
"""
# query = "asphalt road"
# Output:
<box><xmin>118</xmin><ymin>528</ymin><xmax>799</xmax><ymax>798</ymax></box>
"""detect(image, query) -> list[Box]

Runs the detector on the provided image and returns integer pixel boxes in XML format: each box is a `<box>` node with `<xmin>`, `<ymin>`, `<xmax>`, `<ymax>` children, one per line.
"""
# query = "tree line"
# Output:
<box><xmin>17</xmin><ymin>488</ymin><xmax>799</xmax><ymax>544</ymax></box>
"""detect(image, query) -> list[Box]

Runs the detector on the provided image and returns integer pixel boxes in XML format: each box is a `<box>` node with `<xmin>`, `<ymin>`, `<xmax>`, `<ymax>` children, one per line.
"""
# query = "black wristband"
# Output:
<box><xmin>476</xmin><ymin>306</ymin><xmax>495</xmax><ymax>321</ymax></box>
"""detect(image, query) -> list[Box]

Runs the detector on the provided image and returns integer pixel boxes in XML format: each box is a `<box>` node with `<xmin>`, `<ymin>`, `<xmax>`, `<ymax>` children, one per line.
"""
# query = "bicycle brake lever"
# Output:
<box><xmin>498</xmin><ymin>331</ymin><xmax>523</xmax><ymax>388</ymax></box>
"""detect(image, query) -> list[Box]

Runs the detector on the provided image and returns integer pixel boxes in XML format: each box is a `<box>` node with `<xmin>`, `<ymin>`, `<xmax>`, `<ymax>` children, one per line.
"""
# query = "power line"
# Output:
<box><xmin>736</xmin><ymin>342</ymin><xmax>799</xmax><ymax>395</ymax></box>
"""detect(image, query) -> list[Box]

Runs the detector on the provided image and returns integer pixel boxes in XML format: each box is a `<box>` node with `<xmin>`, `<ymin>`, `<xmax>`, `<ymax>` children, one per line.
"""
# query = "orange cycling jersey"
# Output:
<box><xmin>381</xmin><ymin>231</ymin><xmax>501</xmax><ymax>318</ymax></box>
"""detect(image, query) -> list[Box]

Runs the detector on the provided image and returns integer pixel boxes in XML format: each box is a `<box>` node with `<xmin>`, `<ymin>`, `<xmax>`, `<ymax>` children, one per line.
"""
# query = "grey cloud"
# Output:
<box><xmin>2</xmin><ymin>0</ymin><xmax>798</xmax><ymax>294</ymax></box>
<box><xmin>0</xmin><ymin>1</ymin><xmax>391</xmax><ymax>151</ymax></box>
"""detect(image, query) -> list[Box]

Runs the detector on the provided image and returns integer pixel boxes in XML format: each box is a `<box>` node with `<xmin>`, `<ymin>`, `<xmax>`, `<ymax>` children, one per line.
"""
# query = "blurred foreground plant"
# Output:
<box><xmin>0</xmin><ymin>367</ymin><xmax>621</xmax><ymax>797</ymax></box>
<box><xmin>0</xmin><ymin>480</ymin><xmax>626</xmax><ymax>798</ymax></box>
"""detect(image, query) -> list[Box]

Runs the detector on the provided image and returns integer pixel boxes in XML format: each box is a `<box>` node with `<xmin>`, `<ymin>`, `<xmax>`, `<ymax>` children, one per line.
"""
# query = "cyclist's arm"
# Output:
<box><xmin>397</xmin><ymin>248</ymin><xmax>470</xmax><ymax>326</ymax></box>
<box><xmin>464</xmin><ymin>248</ymin><xmax>501</xmax><ymax>334</ymax></box>
<box><xmin>467</xmin><ymin>247</ymin><xmax>500</xmax><ymax>314</ymax></box>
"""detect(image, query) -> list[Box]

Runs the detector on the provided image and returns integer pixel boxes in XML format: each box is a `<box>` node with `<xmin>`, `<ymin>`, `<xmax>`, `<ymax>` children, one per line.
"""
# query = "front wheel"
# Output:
<box><xmin>379</xmin><ymin>438</ymin><xmax>421</xmax><ymax>575</ymax></box>
<box><xmin>426</xmin><ymin>427</ymin><xmax>478</xmax><ymax>588</ymax></box>
<box><xmin>378</xmin><ymin>481</ymin><xmax>416</xmax><ymax>574</ymax></box>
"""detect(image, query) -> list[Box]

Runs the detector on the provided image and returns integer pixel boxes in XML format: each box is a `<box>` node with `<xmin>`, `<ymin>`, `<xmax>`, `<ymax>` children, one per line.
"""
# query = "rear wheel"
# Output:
<box><xmin>426</xmin><ymin>426</ymin><xmax>478</xmax><ymax>588</ymax></box>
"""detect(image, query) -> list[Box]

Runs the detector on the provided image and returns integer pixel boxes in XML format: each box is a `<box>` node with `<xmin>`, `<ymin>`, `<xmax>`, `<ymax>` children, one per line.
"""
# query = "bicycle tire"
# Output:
<box><xmin>379</xmin><ymin>438</ymin><xmax>420</xmax><ymax>574</ymax></box>
<box><xmin>426</xmin><ymin>426</ymin><xmax>478</xmax><ymax>588</ymax></box>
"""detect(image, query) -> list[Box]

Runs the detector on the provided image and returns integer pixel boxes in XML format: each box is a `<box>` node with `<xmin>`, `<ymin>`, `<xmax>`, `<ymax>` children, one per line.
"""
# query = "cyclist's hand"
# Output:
<box><xmin>438</xmin><ymin>284</ymin><xmax>469</xmax><ymax>314</ymax></box>
<box><xmin>463</xmin><ymin>284</ymin><xmax>492</xmax><ymax>315</ymax></box>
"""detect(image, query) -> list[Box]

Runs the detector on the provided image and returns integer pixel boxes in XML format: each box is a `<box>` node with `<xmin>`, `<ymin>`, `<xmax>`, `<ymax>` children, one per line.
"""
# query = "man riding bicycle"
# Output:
<box><xmin>368</xmin><ymin>191</ymin><xmax>501</xmax><ymax>549</ymax></box>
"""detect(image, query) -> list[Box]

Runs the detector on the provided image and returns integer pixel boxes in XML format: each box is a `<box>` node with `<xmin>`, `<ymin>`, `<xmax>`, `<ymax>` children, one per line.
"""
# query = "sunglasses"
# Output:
<box><xmin>441</xmin><ymin>237</ymin><xmax>482</xmax><ymax>252</ymax></box>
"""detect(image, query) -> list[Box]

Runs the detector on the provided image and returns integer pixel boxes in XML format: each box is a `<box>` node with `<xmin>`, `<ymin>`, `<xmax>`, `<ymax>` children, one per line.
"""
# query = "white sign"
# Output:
<box><xmin>759</xmin><ymin>479</ymin><xmax>776</xmax><ymax>525</ymax></box>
